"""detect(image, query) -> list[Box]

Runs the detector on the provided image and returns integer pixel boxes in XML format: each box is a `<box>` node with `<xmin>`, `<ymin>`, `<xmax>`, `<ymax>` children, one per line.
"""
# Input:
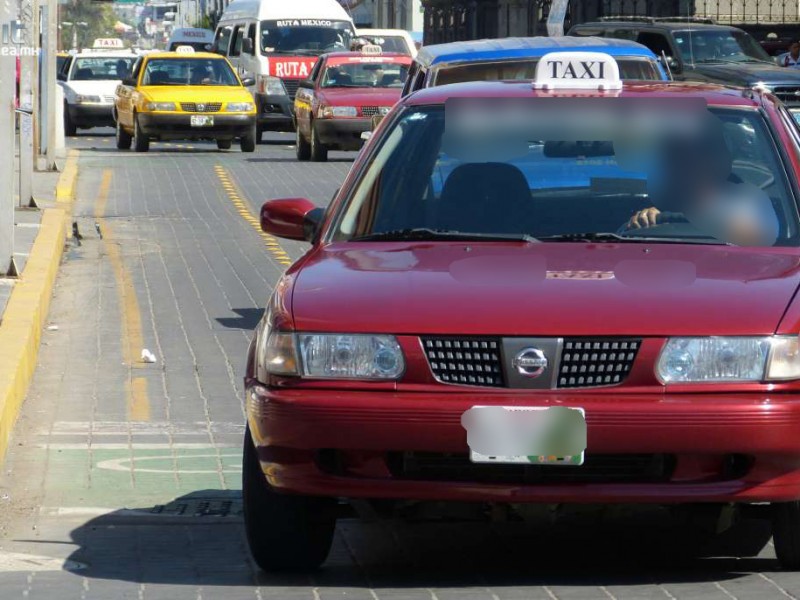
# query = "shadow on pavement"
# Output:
<box><xmin>216</xmin><ymin>308</ymin><xmax>264</xmax><ymax>330</ymax></box>
<box><xmin>63</xmin><ymin>490</ymin><xmax>778</xmax><ymax>589</ymax></box>
<box><xmin>245</xmin><ymin>157</ymin><xmax>354</xmax><ymax>164</ymax></box>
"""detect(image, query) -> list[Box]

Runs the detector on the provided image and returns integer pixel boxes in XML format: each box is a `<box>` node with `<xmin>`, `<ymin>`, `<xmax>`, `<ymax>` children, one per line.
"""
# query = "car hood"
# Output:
<box><xmin>64</xmin><ymin>79</ymin><xmax>121</xmax><ymax>95</ymax></box>
<box><xmin>692</xmin><ymin>61</ymin><xmax>800</xmax><ymax>85</ymax></box>
<box><xmin>291</xmin><ymin>243</ymin><xmax>800</xmax><ymax>336</ymax></box>
<box><xmin>318</xmin><ymin>87</ymin><xmax>402</xmax><ymax>106</ymax></box>
<box><xmin>138</xmin><ymin>86</ymin><xmax>252</xmax><ymax>103</ymax></box>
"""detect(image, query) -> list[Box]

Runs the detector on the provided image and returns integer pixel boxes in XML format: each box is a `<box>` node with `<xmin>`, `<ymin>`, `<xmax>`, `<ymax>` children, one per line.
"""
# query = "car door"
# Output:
<box><xmin>115</xmin><ymin>57</ymin><xmax>142</xmax><ymax>129</ymax></box>
<box><xmin>296</xmin><ymin>58</ymin><xmax>323</xmax><ymax>137</ymax></box>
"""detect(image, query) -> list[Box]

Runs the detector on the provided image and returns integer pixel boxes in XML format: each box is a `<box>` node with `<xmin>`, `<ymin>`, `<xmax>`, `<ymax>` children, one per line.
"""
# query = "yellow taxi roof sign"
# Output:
<box><xmin>533</xmin><ymin>52</ymin><xmax>622</xmax><ymax>91</ymax></box>
<box><xmin>92</xmin><ymin>38</ymin><xmax>125</xmax><ymax>49</ymax></box>
<box><xmin>175</xmin><ymin>45</ymin><xmax>196</xmax><ymax>54</ymax></box>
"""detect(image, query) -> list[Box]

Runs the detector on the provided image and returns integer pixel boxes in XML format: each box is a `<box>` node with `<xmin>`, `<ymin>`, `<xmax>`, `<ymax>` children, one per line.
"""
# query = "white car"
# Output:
<box><xmin>355</xmin><ymin>28</ymin><xmax>417</xmax><ymax>57</ymax></box>
<box><xmin>58</xmin><ymin>50</ymin><xmax>138</xmax><ymax>135</ymax></box>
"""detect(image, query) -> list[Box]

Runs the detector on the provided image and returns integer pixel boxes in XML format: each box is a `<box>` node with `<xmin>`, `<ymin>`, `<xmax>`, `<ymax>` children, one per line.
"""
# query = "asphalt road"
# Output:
<box><xmin>0</xmin><ymin>129</ymin><xmax>798</xmax><ymax>599</ymax></box>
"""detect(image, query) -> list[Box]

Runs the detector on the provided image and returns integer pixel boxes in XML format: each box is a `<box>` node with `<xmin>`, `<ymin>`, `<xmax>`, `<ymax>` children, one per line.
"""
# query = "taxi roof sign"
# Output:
<box><xmin>361</xmin><ymin>44</ymin><xmax>383</xmax><ymax>55</ymax></box>
<box><xmin>175</xmin><ymin>45</ymin><xmax>196</xmax><ymax>54</ymax></box>
<box><xmin>92</xmin><ymin>38</ymin><xmax>125</xmax><ymax>49</ymax></box>
<box><xmin>533</xmin><ymin>52</ymin><xmax>622</xmax><ymax>91</ymax></box>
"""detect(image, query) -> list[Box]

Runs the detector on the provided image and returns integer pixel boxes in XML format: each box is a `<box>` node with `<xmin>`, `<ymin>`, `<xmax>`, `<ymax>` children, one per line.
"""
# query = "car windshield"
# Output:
<box><xmin>322</xmin><ymin>60</ymin><xmax>409</xmax><ymax>88</ymax></box>
<box><xmin>71</xmin><ymin>57</ymin><xmax>135</xmax><ymax>80</ymax></box>
<box><xmin>674</xmin><ymin>29</ymin><xmax>772</xmax><ymax>64</ymax></box>
<box><xmin>260</xmin><ymin>20</ymin><xmax>353</xmax><ymax>55</ymax></box>
<box><xmin>141</xmin><ymin>57</ymin><xmax>239</xmax><ymax>86</ymax></box>
<box><xmin>334</xmin><ymin>101</ymin><xmax>796</xmax><ymax>247</ymax></box>
<box><xmin>433</xmin><ymin>57</ymin><xmax>663</xmax><ymax>85</ymax></box>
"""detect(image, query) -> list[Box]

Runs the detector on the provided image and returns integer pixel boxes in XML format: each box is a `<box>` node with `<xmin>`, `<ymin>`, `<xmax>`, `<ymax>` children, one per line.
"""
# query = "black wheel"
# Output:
<box><xmin>64</xmin><ymin>103</ymin><xmax>77</xmax><ymax>137</ymax></box>
<box><xmin>240</xmin><ymin>125</ymin><xmax>256</xmax><ymax>153</ymax></box>
<box><xmin>295</xmin><ymin>124</ymin><xmax>310</xmax><ymax>161</ymax></box>
<box><xmin>256</xmin><ymin>123</ymin><xmax>264</xmax><ymax>144</ymax></box>
<box><xmin>216</xmin><ymin>139</ymin><xmax>232</xmax><ymax>150</ymax></box>
<box><xmin>773</xmin><ymin>502</ymin><xmax>800</xmax><ymax>569</ymax></box>
<box><xmin>133</xmin><ymin>113</ymin><xmax>149</xmax><ymax>153</ymax></box>
<box><xmin>242</xmin><ymin>426</ymin><xmax>335</xmax><ymax>572</ymax></box>
<box><xmin>116</xmin><ymin>119</ymin><xmax>132</xmax><ymax>150</ymax></box>
<box><xmin>310</xmin><ymin>121</ymin><xmax>328</xmax><ymax>162</ymax></box>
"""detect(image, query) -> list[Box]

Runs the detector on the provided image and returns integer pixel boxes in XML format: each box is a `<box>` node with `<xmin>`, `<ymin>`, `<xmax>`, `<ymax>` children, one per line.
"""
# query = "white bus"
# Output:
<box><xmin>215</xmin><ymin>0</ymin><xmax>355</xmax><ymax>139</ymax></box>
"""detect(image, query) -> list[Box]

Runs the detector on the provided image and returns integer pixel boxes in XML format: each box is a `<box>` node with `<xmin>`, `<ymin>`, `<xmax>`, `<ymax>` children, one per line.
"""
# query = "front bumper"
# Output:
<box><xmin>247</xmin><ymin>383</ymin><xmax>800</xmax><ymax>504</ymax></box>
<box><xmin>314</xmin><ymin>118</ymin><xmax>371</xmax><ymax>151</ymax></box>
<box><xmin>137</xmin><ymin>113</ymin><xmax>255</xmax><ymax>140</ymax></box>
<box><xmin>68</xmin><ymin>103</ymin><xmax>114</xmax><ymax>127</ymax></box>
<box><xmin>255</xmin><ymin>92</ymin><xmax>294</xmax><ymax>130</ymax></box>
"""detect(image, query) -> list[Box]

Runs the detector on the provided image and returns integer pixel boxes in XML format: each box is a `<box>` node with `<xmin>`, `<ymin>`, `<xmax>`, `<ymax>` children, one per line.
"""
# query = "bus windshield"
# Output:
<box><xmin>260</xmin><ymin>19</ymin><xmax>353</xmax><ymax>55</ymax></box>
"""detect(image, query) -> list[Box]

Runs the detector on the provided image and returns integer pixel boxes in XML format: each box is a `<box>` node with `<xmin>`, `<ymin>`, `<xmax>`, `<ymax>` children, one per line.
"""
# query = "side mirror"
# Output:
<box><xmin>242</xmin><ymin>37</ymin><xmax>254</xmax><ymax>55</ymax></box>
<box><xmin>660</xmin><ymin>55</ymin><xmax>681</xmax><ymax>74</ymax></box>
<box><xmin>241</xmin><ymin>76</ymin><xmax>255</xmax><ymax>87</ymax></box>
<box><xmin>261</xmin><ymin>198</ymin><xmax>322</xmax><ymax>242</ymax></box>
<box><xmin>122</xmin><ymin>77</ymin><xmax>136</xmax><ymax>86</ymax></box>
<box><xmin>297</xmin><ymin>79</ymin><xmax>314</xmax><ymax>89</ymax></box>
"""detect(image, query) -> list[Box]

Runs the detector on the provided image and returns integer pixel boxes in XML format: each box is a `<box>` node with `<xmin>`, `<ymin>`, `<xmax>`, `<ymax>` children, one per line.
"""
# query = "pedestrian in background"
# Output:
<box><xmin>779</xmin><ymin>41</ymin><xmax>800</xmax><ymax>67</ymax></box>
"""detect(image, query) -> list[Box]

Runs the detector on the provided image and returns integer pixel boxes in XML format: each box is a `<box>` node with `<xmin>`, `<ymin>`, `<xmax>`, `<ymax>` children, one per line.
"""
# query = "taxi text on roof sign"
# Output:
<box><xmin>533</xmin><ymin>52</ymin><xmax>623</xmax><ymax>91</ymax></box>
<box><xmin>92</xmin><ymin>38</ymin><xmax>125</xmax><ymax>49</ymax></box>
<box><xmin>361</xmin><ymin>44</ymin><xmax>382</xmax><ymax>55</ymax></box>
<box><xmin>175</xmin><ymin>45</ymin><xmax>196</xmax><ymax>54</ymax></box>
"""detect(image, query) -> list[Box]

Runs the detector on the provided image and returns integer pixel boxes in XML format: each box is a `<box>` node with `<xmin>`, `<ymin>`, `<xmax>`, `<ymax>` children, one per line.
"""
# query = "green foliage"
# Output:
<box><xmin>59</xmin><ymin>0</ymin><xmax>118</xmax><ymax>51</ymax></box>
<box><xmin>192</xmin><ymin>14</ymin><xmax>213</xmax><ymax>30</ymax></box>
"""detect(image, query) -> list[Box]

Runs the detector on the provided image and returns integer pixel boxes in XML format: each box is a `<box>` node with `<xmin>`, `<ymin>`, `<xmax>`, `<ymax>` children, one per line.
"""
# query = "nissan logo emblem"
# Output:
<box><xmin>513</xmin><ymin>348</ymin><xmax>548</xmax><ymax>378</ymax></box>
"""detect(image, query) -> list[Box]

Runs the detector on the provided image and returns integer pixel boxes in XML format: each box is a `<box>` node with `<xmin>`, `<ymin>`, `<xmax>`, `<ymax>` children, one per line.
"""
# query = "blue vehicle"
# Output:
<box><xmin>401</xmin><ymin>36</ymin><xmax>669</xmax><ymax>97</ymax></box>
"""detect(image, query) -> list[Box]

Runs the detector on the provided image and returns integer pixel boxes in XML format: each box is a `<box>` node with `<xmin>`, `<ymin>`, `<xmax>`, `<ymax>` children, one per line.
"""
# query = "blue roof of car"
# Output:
<box><xmin>415</xmin><ymin>36</ymin><xmax>658</xmax><ymax>67</ymax></box>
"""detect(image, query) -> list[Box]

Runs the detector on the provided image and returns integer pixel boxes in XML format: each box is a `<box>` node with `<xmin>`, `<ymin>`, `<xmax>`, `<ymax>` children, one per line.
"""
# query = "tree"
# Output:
<box><xmin>59</xmin><ymin>0</ymin><xmax>118</xmax><ymax>51</ymax></box>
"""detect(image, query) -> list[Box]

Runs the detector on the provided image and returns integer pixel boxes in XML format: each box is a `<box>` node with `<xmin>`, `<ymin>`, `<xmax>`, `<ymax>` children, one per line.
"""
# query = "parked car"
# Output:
<box><xmin>401</xmin><ymin>36</ymin><xmax>668</xmax><ymax>98</ymax></box>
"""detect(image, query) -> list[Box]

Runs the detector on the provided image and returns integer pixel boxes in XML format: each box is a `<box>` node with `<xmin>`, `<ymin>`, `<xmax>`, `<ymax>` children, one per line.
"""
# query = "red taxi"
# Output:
<box><xmin>245</xmin><ymin>52</ymin><xmax>800</xmax><ymax>571</ymax></box>
<box><xmin>293</xmin><ymin>49</ymin><xmax>411</xmax><ymax>161</ymax></box>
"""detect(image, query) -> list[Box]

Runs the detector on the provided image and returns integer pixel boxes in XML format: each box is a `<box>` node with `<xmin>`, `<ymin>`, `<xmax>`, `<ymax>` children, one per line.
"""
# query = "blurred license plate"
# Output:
<box><xmin>190</xmin><ymin>115</ymin><xmax>213</xmax><ymax>127</ymax></box>
<box><xmin>462</xmin><ymin>406</ymin><xmax>586</xmax><ymax>465</ymax></box>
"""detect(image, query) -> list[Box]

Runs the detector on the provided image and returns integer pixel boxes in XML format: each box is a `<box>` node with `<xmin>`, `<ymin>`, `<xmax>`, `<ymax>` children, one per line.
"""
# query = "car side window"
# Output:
<box><xmin>413</xmin><ymin>67</ymin><xmax>427</xmax><ymax>91</ymax></box>
<box><xmin>230</xmin><ymin>25</ymin><xmax>245</xmax><ymax>57</ymax></box>
<box><xmin>310</xmin><ymin>58</ymin><xmax>323</xmax><ymax>83</ymax></box>
<box><xmin>215</xmin><ymin>25</ymin><xmax>233</xmax><ymax>55</ymax></box>
<box><xmin>246</xmin><ymin>23</ymin><xmax>257</xmax><ymax>55</ymax></box>
<box><xmin>130</xmin><ymin>58</ymin><xmax>143</xmax><ymax>84</ymax></box>
<box><xmin>402</xmin><ymin>62</ymin><xmax>419</xmax><ymax>95</ymax></box>
<box><xmin>637</xmin><ymin>31</ymin><xmax>675</xmax><ymax>58</ymax></box>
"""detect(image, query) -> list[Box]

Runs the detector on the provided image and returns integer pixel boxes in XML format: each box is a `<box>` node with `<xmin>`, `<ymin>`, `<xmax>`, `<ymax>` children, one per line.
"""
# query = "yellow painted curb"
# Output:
<box><xmin>55</xmin><ymin>149</ymin><xmax>78</xmax><ymax>206</ymax></box>
<box><xmin>0</xmin><ymin>155</ymin><xmax>75</xmax><ymax>463</ymax></box>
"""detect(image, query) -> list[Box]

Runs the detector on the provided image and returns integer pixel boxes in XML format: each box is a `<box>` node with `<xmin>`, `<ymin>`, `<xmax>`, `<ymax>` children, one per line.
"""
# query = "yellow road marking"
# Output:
<box><xmin>214</xmin><ymin>166</ymin><xmax>294</xmax><ymax>267</ymax></box>
<box><xmin>95</xmin><ymin>170</ymin><xmax>151</xmax><ymax>422</ymax></box>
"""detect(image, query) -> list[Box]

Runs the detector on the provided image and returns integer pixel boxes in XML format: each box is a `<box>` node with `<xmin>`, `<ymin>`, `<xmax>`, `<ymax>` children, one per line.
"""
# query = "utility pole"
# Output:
<box><xmin>37</xmin><ymin>0</ymin><xmax>56</xmax><ymax>170</ymax></box>
<box><xmin>0</xmin><ymin>0</ymin><xmax>18</xmax><ymax>276</ymax></box>
<box><xmin>18</xmin><ymin>0</ymin><xmax>35</xmax><ymax>207</ymax></box>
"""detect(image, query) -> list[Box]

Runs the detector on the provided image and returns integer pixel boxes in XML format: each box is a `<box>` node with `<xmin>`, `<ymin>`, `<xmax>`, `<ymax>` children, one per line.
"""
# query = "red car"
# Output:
<box><xmin>293</xmin><ymin>49</ymin><xmax>411</xmax><ymax>161</ymax></box>
<box><xmin>245</xmin><ymin>51</ymin><xmax>800</xmax><ymax>571</ymax></box>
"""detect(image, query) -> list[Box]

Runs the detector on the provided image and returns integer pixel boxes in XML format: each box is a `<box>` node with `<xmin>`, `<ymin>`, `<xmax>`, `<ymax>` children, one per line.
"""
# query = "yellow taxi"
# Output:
<box><xmin>113</xmin><ymin>47</ymin><xmax>257</xmax><ymax>152</ymax></box>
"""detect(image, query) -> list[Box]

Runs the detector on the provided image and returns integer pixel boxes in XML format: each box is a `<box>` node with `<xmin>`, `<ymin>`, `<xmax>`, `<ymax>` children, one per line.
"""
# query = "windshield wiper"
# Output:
<box><xmin>539</xmin><ymin>232</ymin><xmax>724</xmax><ymax>244</ymax></box>
<box><xmin>351</xmin><ymin>228</ymin><xmax>538</xmax><ymax>243</ymax></box>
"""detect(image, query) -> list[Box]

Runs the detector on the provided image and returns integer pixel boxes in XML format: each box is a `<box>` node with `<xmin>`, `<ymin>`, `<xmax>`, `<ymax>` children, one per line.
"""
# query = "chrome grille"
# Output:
<box><xmin>281</xmin><ymin>78</ymin><xmax>300</xmax><ymax>99</ymax></box>
<box><xmin>557</xmin><ymin>338</ymin><xmax>641</xmax><ymax>388</ymax></box>
<box><xmin>361</xmin><ymin>106</ymin><xmax>381</xmax><ymax>117</ymax></box>
<box><xmin>180</xmin><ymin>102</ymin><xmax>221</xmax><ymax>113</ymax></box>
<box><xmin>773</xmin><ymin>86</ymin><xmax>800</xmax><ymax>105</ymax></box>
<box><xmin>421</xmin><ymin>337</ymin><xmax>504</xmax><ymax>387</ymax></box>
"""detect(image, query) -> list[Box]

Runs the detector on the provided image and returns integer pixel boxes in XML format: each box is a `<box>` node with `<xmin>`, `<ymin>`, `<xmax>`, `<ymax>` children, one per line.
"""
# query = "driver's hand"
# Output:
<box><xmin>626</xmin><ymin>207</ymin><xmax>661</xmax><ymax>229</ymax></box>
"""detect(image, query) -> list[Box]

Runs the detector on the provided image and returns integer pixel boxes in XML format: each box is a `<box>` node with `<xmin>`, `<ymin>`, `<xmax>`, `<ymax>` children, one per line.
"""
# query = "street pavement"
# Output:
<box><xmin>0</xmin><ymin>130</ymin><xmax>799</xmax><ymax>599</ymax></box>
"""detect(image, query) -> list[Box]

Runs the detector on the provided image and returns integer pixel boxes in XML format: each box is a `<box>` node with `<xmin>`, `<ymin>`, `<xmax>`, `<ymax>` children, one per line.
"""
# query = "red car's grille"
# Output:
<box><xmin>387</xmin><ymin>452</ymin><xmax>676</xmax><ymax>484</ymax></box>
<box><xmin>421</xmin><ymin>336</ymin><xmax>641</xmax><ymax>389</ymax></box>
<box><xmin>557</xmin><ymin>338</ymin><xmax>641</xmax><ymax>389</ymax></box>
<box><xmin>421</xmin><ymin>337</ymin><xmax>505</xmax><ymax>387</ymax></box>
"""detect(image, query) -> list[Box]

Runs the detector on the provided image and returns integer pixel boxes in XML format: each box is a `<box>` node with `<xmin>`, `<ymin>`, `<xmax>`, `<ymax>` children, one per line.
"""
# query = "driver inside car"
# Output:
<box><xmin>622</xmin><ymin>118</ymin><xmax>779</xmax><ymax>246</ymax></box>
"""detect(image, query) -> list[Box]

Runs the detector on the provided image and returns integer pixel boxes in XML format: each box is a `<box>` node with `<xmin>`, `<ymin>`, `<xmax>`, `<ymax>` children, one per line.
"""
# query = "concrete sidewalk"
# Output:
<box><xmin>0</xmin><ymin>151</ymin><xmax>78</xmax><ymax>463</ymax></box>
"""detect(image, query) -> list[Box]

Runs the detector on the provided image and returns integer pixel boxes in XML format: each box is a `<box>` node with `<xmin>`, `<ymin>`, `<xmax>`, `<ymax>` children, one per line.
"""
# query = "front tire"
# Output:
<box><xmin>240</xmin><ymin>125</ymin><xmax>256</xmax><ymax>153</ymax></box>
<box><xmin>310</xmin><ymin>121</ymin><xmax>328</xmax><ymax>162</ymax></box>
<box><xmin>295</xmin><ymin>124</ymin><xmax>310</xmax><ymax>161</ymax></box>
<box><xmin>216</xmin><ymin>139</ymin><xmax>232</xmax><ymax>150</ymax></box>
<box><xmin>116</xmin><ymin>119</ymin><xmax>132</xmax><ymax>150</ymax></box>
<box><xmin>773</xmin><ymin>502</ymin><xmax>800</xmax><ymax>569</ymax></box>
<box><xmin>133</xmin><ymin>113</ymin><xmax>149</xmax><ymax>153</ymax></box>
<box><xmin>64</xmin><ymin>103</ymin><xmax>77</xmax><ymax>137</ymax></box>
<box><xmin>242</xmin><ymin>426</ymin><xmax>335</xmax><ymax>572</ymax></box>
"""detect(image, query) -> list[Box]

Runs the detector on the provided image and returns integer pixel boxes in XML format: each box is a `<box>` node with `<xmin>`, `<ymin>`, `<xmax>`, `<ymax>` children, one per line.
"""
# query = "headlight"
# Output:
<box><xmin>258</xmin><ymin>75</ymin><xmax>285</xmax><ymax>96</ymax></box>
<box><xmin>657</xmin><ymin>336</ymin><xmax>800</xmax><ymax>383</ymax></box>
<box><xmin>298</xmin><ymin>334</ymin><xmax>404</xmax><ymax>379</ymax></box>
<box><xmin>256</xmin><ymin>329</ymin><xmax>405</xmax><ymax>380</ymax></box>
<box><xmin>76</xmin><ymin>94</ymin><xmax>102</xmax><ymax>103</ymax></box>
<box><xmin>225</xmin><ymin>102</ymin><xmax>255</xmax><ymax>112</ymax></box>
<box><xmin>145</xmin><ymin>102</ymin><xmax>176</xmax><ymax>111</ymax></box>
<box><xmin>319</xmin><ymin>105</ymin><xmax>357</xmax><ymax>118</ymax></box>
